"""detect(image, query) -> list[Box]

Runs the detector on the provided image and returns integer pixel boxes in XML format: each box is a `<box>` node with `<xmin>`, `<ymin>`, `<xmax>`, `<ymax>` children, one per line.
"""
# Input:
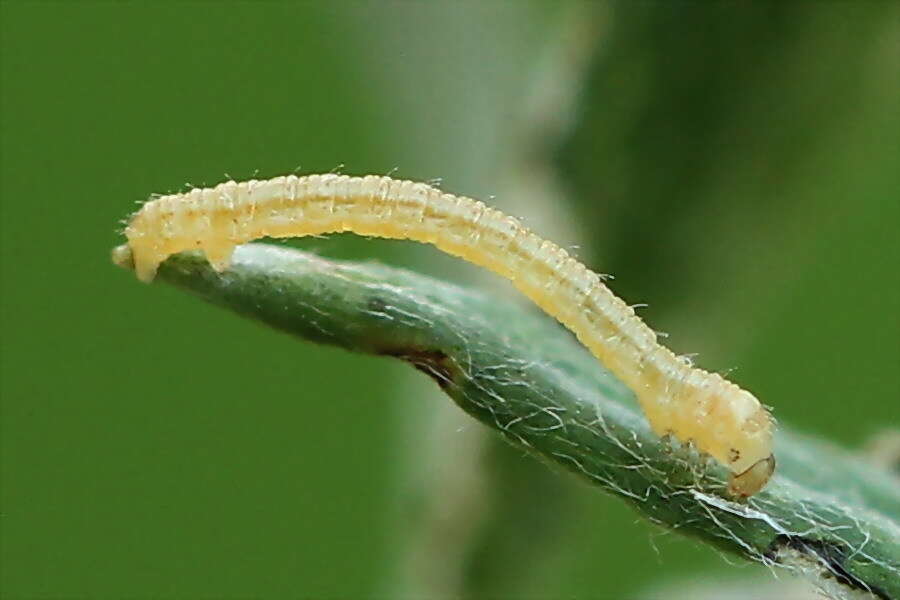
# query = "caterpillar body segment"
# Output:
<box><xmin>114</xmin><ymin>173</ymin><xmax>776</xmax><ymax>496</ymax></box>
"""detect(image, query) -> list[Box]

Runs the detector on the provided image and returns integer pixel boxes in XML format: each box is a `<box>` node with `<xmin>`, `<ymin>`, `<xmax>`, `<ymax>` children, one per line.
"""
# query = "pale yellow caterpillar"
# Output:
<box><xmin>112</xmin><ymin>174</ymin><xmax>776</xmax><ymax>496</ymax></box>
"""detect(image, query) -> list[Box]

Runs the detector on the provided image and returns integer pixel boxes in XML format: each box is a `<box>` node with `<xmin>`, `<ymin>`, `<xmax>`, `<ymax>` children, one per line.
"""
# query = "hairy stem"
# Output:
<box><xmin>116</xmin><ymin>244</ymin><xmax>900</xmax><ymax>600</ymax></box>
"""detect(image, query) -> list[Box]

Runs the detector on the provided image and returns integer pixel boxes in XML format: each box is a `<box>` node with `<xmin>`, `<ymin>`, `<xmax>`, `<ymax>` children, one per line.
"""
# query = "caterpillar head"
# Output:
<box><xmin>728</xmin><ymin>454</ymin><xmax>776</xmax><ymax>498</ymax></box>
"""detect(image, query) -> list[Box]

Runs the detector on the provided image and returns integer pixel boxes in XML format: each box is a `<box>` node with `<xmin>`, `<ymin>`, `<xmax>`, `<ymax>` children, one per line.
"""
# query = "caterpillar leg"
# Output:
<box><xmin>112</xmin><ymin>244</ymin><xmax>160</xmax><ymax>282</ymax></box>
<box><xmin>202</xmin><ymin>242</ymin><xmax>235</xmax><ymax>273</ymax></box>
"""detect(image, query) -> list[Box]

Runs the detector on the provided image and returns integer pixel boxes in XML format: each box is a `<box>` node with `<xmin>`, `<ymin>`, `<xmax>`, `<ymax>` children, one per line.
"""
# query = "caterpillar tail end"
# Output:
<box><xmin>111</xmin><ymin>244</ymin><xmax>159</xmax><ymax>283</ymax></box>
<box><xmin>727</xmin><ymin>454</ymin><xmax>775</xmax><ymax>498</ymax></box>
<box><xmin>111</xmin><ymin>244</ymin><xmax>134</xmax><ymax>270</ymax></box>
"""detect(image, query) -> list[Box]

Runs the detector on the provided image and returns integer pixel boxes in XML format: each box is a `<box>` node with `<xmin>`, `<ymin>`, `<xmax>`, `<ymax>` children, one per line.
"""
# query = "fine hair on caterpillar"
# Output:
<box><xmin>112</xmin><ymin>173</ymin><xmax>776</xmax><ymax>497</ymax></box>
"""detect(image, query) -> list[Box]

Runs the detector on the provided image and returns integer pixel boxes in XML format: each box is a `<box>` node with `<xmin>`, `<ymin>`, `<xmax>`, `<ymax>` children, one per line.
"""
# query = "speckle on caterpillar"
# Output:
<box><xmin>112</xmin><ymin>173</ymin><xmax>776</xmax><ymax>497</ymax></box>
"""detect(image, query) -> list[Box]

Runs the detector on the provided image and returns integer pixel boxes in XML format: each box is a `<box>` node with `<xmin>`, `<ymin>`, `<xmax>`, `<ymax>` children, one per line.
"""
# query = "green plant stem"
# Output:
<box><xmin>117</xmin><ymin>244</ymin><xmax>900</xmax><ymax>599</ymax></box>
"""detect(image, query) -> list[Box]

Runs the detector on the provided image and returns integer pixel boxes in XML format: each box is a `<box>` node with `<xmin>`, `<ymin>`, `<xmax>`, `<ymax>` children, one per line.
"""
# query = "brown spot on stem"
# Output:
<box><xmin>377</xmin><ymin>347</ymin><xmax>455</xmax><ymax>390</ymax></box>
<box><xmin>765</xmin><ymin>535</ymin><xmax>889</xmax><ymax>599</ymax></box>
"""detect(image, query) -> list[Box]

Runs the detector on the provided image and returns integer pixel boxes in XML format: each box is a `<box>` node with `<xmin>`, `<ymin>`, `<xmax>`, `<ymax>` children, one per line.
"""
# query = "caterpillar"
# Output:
<box><xmin>112</xmin><ymin>173</ymin><xmax>776</xmax><ymax>497</ymax></box>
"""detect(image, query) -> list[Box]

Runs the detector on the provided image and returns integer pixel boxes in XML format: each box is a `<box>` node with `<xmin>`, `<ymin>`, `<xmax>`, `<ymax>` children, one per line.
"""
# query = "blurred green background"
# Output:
<box><xmin>2</xmin><ymin>2</ymin><xmax>897</xmax><ymax>598</ymax></box>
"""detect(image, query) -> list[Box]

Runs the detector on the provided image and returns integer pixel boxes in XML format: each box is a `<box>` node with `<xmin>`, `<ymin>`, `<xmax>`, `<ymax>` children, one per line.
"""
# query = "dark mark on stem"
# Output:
<box><xmin>767</xmin><ymin>534</ymin><xmax>889</xmax><ymax>600</ymax></box>
<box><xmin>377</xmin><ymin>347</ymin><xmax>456</xmax><ymax>390</ymax></box>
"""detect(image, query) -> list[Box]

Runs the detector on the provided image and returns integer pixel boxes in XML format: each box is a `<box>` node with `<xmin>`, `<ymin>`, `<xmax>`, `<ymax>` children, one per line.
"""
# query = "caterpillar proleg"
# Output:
<box><xmin>113</xmin><ymin>173</ymin><xmax>776</xmax><ymax>496</ymax></box>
